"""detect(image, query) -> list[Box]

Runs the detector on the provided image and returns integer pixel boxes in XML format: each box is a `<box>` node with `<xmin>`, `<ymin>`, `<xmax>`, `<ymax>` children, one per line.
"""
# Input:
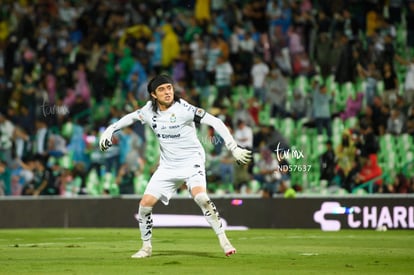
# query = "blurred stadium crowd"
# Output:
<box><xmin>0</xmin><ymin>0</ymin><xmax>414</xmax><ymax>198</ymax></box>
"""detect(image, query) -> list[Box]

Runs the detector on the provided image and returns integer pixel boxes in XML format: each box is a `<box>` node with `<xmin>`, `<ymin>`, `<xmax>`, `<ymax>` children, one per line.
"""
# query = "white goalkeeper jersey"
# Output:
<box><xmin>109</xmin><ymin>99</ymin><xmax>235</xmax><ymax>169</ymax></box>
<box><xmin>135</xmin><ymin>99</ymin><xmax>206</xmax><ymax>167</ymax></box>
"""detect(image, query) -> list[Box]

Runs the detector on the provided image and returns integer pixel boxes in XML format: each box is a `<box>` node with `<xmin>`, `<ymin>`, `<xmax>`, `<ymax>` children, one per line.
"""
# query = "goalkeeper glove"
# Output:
<box><xmin>99</xmin><ymin>127</ymin><xmax>114</xmax><ymax>151</ymax></box>
<box><xmin>227</xmin><ymin>140</ymin><xmax>252</xmax><ymax>165</ymax></box>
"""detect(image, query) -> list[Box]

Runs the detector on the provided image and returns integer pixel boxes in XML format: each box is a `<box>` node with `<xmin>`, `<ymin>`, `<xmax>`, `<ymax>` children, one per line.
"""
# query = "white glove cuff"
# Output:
<box><xmin>226</xmin><ymin>140</ymin><xmax>238</xmax><ymax>151</ymax></box>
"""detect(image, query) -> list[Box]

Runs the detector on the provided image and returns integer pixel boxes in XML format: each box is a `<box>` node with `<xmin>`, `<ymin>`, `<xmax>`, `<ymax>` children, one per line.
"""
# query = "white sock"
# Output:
<box><xmin>194</xmin><ymin>192</ymin><xmax>224</xmax><ymax>235</ymax></box>
<box><xmin>137</xmin><ymin>205</ymin><xmax>153</xmax><ymax>246</ymax></box>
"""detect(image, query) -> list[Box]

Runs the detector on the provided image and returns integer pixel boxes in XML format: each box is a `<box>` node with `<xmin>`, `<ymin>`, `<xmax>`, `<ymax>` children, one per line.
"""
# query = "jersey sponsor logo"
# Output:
<box><xmin>169</xmin><ymin>125</ymin><xmax>180</xmax><ymax>129</ymax></box>
<box><xmin>161</xmin><ymin>133</ymin><xmax>181</xmax><ymax>139</ymax></box>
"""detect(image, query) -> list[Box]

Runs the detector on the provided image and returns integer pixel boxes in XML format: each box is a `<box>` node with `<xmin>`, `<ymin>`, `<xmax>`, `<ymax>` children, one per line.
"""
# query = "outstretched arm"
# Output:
<box><xmin>99</xmin><ymin>111</ymin><xmax>140</xmax><ymax>151</ymax></box>
<box><xmin>200</xmin><ymin>112</ymin><xmax>252</xmax><ymax>165</ymax></box>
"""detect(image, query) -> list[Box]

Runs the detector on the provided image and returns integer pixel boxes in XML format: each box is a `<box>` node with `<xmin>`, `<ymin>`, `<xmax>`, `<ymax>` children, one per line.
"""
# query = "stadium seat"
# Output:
<box><xmin>379</xmin><ymin>134</ymin><xmax>395</xmax><ymax>151</ymax></box>
<box><xmin>258</xmin><ymin>104</ymin><xmax>271</xmax><ymax>125</ymax></box>
<box><xmin>281</xmin><ymin>118</ymin><xmax>295</xmax><ymax>137</ymax></box>
<box><xmin>86</xmin><ymin>168</ymin><xmax>102</xmax><ymax>195</ymax></box>
<box><xmin>341</xmin><ymin>82</ymin><xmax>355</xmax><ymax>98</ymax></box>
<box><xmin>355</xmin><ymin>78</ymin><xmax>366</xmax><ymax>93</ymax></box>
<box><xmin>376</xmin><ymin>80</ymin><xmax>384</xmax><ymax>96</ymax></box>
<box><xmin>398</xmin><ymin>134</ymin><xmax>413</xmax><ymax>151</ymax></box>
<box><xmin>294</xmin><ymin>75</ymin><xmax>309</xmax><ymax>92</ymax></box>
<box><xmin>101</xmin><ymin>172</ymin><xmax>116</xmax><ymax>193</ymax></box>
<box><xmin>134</xmin><ymin>174</ymin><xmax>149</xmax><ymax>194</ymax></box>
<box><xmin>344</xmin><ymin>117</ymin><xmax>358</xmax><ymax>129</ymax></box>
<box><xmin>58</xmin><ymin>152</ymin><xmax>74</xmax><ymax>170</ymax></box>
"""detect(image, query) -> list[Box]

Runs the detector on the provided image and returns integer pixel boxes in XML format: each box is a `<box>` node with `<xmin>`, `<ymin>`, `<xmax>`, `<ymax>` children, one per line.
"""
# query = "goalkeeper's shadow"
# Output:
<box><xmin>155</xmin><ymin>250</ymin><xmax>223</xmax><ymax>259</ymax></box>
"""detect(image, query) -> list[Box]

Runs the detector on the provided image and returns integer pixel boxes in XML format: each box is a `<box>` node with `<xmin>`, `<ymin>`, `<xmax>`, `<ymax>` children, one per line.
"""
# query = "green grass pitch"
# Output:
<box><xmin>0</xmin><ymin>228</ymin><xmax>413</xmax><ymax>275</ymax></box>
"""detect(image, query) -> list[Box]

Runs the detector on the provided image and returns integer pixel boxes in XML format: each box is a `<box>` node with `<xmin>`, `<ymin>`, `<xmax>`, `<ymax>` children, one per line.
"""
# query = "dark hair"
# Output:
<box><xmin>147</xmin><ymin>74</ymin><xmax>174</xmax><ymax>94</ymax></box>
<box><xmin>147</xmin><ymin>75</ymin><xmax>180</xmax><ymax>113</ymax></box>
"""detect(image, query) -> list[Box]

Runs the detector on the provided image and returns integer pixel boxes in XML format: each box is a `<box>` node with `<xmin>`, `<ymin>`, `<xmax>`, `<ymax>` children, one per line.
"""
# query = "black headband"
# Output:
<box><xmin>147</xmin><ymin>75</ymin><xmax>173</xmax><ymax>94</ymax></box>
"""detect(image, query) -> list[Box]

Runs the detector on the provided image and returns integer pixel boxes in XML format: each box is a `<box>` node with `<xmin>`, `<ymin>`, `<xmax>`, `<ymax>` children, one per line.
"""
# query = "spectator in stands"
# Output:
<box><xmin>247</xmin><ymin>97</ymin><xmax>261</xmax><ymax>126</ymax></box>
<box><xmin>357</xmin><ymin>62</ymin><xmax>381</xmax><ymax>106</ymax></box>
<box><xmin>213</xmin><ymin>55</ymin><xmax>234</xmax><ymax>108</ymax></box>
<box><xmin>0</xmin><ymin>113</ymin><xmax>18</xmax><ymax>165</ymax></box>
<box><xmin>406</xmin><ymin>106</ymin><xmax>414</xmax><ymax>137</ymax></box>
<box><xmin>402</xmin><ymin>57</ymin><xmax>414</xmax><ymax>104</ymax></box>
<box><xmin>335</xmin><ymin>129</ymin><xmax>358</xmax><ymax>192</ymax></box>
<box><xmin>405</xmin><ymin>1</ymin><xmax>414</xmax><ymax>49</ymax></box>
<box><xmin>118</xmin><ymin>126</ymin><xmax>144</xmax><ymax>171</ymax></box>
<box><xmin>234</xmin><ymin>119</ymin><xmax>253</xmax><ymax>150</ymax></box>
<box><xmin>381</xmin><ymin>61</ymin><xmax>399</xmax><ymax>107</ymax></box>
<box><xmin>21</xmin><ymin>155</ymin><xmax>51</xmax><ymax>196</ymax></box>
<box><xmin>312</xmin><ymin>83</ymin><xmax>333</xmax><ymax>138</ymax></box>
<box><xmin>232</xmin><ymin>101</ymin><xmax>256</xmax><ymax>129</ymax></box>
<box><xmin>217</xmin><ymin>147</ymin><xmax>235</xmax><ymax>192</ymax></box>
<box><xmin>290</xmin><ymin>88</ymin><xmax>307</xmax><ymax>121</ymax></box>
<box><xmin>47</xmin><ymin>133</ymin><xmax>67</xmax><ymax>158</ymax></box>
<box><xmin>243</xmin><ymin>0</ymin><xmax>268</xmax><ymax>35</ymax></box>
<box><xmin>161</xmin><ymin>24</ymin><xmax>181</xmax><ymax>71</ymax></box>
<box><xmin>116</xmin><ymin>164</ymin><xmax>136</xmax><ymax>194</ymax></box>
<box><xmin>395</xmin><ymin>94</ymin><xmax>410</xmax><ymax>116</ymax></box>
<box><xmin>189</xmin><ymin>34</ymin><xmax>209</xmax><ymax>106</ymax></box>
<box><xmin>340</xmin><ymin>92</ymin><xmax>364</xmax><ymax>121</ymax></box>
<box><xmin>315</xmin><ymin>9</ymin><xmax>331</xmax><ymax>36</ymax></box>
<box><xmin>0</xmin><ymin>160</ymin><xmax>10</xmax><ymax>196</ymax></box>
<box><xmin>387</xmin><ymin>108</ymin><xmax>405</xmax><ymax>135</ymax></box>
<box><xmin>388</xmin><ymin>0</ymin><xmax>403</xmax><ymax>25</ymax></box>
<box><xmin>13</xmin><ymin>105</ymin><xmax>35</xmax><ymax>137</ymax></box>
<box><xmin>251</xmin><ymin>55</ymin><xmax>270</xmax><ymax>103</ymax></box>
<box><xmin>314</xmin><ymin>33</ymin><xmax>333</xmax><ymax>78</ymax></box>
<box><xmin>358</xmin><ymin>121</ymin><xmax>380</xmax><ymax>158</ymax></box>
<box><xmin>232</xmin><ymin>159</ymin><xmax>251</xmax><ymax>194</ymax></box>
<box><xmin>370</xmin><ymin>96</ymin><xmax>389</xmax><ymax>136</ymax></box>
<box><xmin>58</xmin><ymin>168</ymin><xmax>75</xmax><ymax>197</ymax></box>
<box><xmin>206</xmin><ymin>36</ymin><xmax>222</xmax><ymax>85</ymax></box>
<box><xmin>253</xmin><ymin>125</ymin><xmax>272</xmax><ymax>150</ymax></box>
<box><xmin>385</xmin><ymin>172</ymin><xmax>411</xmax><ymax>194</ymax></box>
<box><xmin>69</xmin><ymin>94</ymin><xmax>90</xmax><ymax>126</ymax></box>
<box><xmin>234</xmin><ymin>118</ymin><xmax>254</xmax><ymax>176</ymax></box>
<box><xmin>266</xmin><ymin>126</ymin><xmax>290</xmax><ymax>154</ymax></box>
<box><xmin>334</xmin><ymin>34</ymin><xmax>356</xmax><ymax>84</ymax></box>
<box><xmin>319</xmin><ymin>140</ymin><xmax>336</xmax><ymax>186</ymax></box>
<box><xmin>7</xmin><ymin>115</ymin><xmax>31</xmax><ymax>162</ymax></box>
<box><xmin>354</xmin><ymin>153</ymin><xmax>382</xmax><ymax>193</ymax></box>
<box><xmin>32</xmin><ymin>119</ymin><xmax>50</xmax><ymax>158</ymax></box>
<box><xmin>265</xmin><ymin>67</ymin><xmax>288</xmax><ymax>117</ymax></box>
<box><xmin>238</xmin><ymin>31</ymin><xmax>256</xmax><ymax>79</ymax></box>
<box><xmin>254</xmin><ymin>147</ymin><xmax>282</xmax><ymax>198</ymax></box>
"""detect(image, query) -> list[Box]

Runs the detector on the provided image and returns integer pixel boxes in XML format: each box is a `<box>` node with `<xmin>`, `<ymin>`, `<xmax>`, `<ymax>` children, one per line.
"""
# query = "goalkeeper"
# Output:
<box><xmin>99</xmin><ymin>74</ymin><xmax>252</xmax><ymax>258</ymax></box>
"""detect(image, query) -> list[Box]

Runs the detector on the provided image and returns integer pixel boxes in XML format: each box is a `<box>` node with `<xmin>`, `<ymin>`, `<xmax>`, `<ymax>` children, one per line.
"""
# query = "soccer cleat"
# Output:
<box><xmin>222</xmin><ymin>242</ymin><xmax>237</xmax><ymax>257</ymax></box>
<box><xmin>131</xmin><ymin>246</ymin><xmax>152</xmax><ymax>258</ymax></box>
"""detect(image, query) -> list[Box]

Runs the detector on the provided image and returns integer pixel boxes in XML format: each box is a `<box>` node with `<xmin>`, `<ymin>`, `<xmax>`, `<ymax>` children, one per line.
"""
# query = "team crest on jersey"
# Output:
<box><xmin>195</xmin><ymin>108</ymin><xmax>206</xmax><ymax>117</ymax></box>
<box><xmin>136</xmin><ymin>110</ymin><xmax>143</xmax><ymax>120</ymax></box>
<box><xmin>170</xmin><ymin>113</ymin><xmax>176</xmax><ymax>123</ymax></box>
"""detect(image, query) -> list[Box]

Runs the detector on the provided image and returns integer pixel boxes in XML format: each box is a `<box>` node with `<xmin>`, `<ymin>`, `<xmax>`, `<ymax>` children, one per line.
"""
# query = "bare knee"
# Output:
<box><xmin>140</xmin><ymin>194</ymin><xmax>158</xmax><ymax>207</ymax></box>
